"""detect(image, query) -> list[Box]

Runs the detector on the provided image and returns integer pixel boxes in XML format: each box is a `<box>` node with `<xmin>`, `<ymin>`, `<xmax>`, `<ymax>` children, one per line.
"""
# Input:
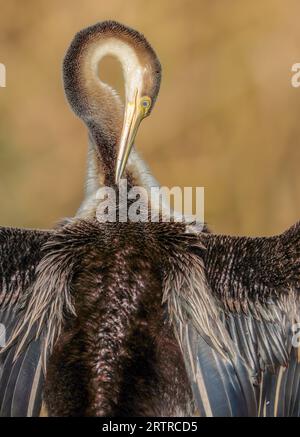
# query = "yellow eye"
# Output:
<box><xmin>140</xmin><ymin>97</ymin><xmax>151</xmax><ymax>115</ymax></box>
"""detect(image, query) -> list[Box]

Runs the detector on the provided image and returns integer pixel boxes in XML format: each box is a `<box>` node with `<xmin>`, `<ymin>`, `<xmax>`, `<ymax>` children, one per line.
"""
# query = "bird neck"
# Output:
<box><xmin>76</xmin><ymin>143</ymin><xmax>161</xmax><ymax>219</ymax></box>
<box><xmin>64</xmin><ymin>29</ymin><xmax>145</xmax><ymax>187</ymax></box>
<box><xmin>63</xmin><ymin>22</ymin><xmax>162</xmax><ymax>218</ymax></box>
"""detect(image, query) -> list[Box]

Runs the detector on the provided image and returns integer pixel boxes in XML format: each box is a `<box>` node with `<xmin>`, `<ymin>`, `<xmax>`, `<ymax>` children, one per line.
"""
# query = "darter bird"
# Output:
<box><xmin>0</xmin><ymin>21</ymin><xmax>299</xmax><ymax>417</ymax></box>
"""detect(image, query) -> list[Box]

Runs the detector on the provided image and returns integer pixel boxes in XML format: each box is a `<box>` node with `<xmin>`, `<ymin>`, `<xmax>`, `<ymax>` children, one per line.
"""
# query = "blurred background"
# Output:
<box><xmin>0</xmin><ymin>0</ymin><xmax>299</xmax><ymax>235</ymax></box>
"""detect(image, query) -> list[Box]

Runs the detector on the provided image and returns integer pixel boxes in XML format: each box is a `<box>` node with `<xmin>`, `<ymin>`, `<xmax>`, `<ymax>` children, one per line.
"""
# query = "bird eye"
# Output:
<box><xmin>141</xmin><ymin>97</ymin><xmax>151</xmax><ymax>114</ymax></box>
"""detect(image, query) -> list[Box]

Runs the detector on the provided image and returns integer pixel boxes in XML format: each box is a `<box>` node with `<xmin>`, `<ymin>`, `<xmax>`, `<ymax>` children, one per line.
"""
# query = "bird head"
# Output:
<box><xmin>63</xmin><ymin>21</ymin><xmax>161</xmax><ymax>186</ymax></box>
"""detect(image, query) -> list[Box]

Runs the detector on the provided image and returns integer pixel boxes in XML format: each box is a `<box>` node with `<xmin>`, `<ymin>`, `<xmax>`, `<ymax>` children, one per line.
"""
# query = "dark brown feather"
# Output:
<box><xmin>44</xmin><ymin>220</ymin><xmax>193</xmax><ymax>416</ymax></box>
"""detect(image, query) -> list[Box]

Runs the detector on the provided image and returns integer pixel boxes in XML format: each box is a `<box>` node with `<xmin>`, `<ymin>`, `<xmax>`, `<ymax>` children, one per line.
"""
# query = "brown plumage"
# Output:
<box><xmin>0</xmin><ymin>21</ymin><xmax>299</xmax><ymax>417</ymax></box>
<box><xmin>43</xmin><ymin>222</ymin><xmax>193</xmax><ymax>416</ymax></box>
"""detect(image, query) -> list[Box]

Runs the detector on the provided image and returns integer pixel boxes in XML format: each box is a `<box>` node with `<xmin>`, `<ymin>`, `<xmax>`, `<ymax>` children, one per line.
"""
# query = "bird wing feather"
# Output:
<box><xmin>0</xmin><ymin>227</ymin><xmax>51</xmax><ymax>417</ymax></box>
<box><xmin>164</xmin><ymin>222</ymin><xmax>300</xmax><ymax>416</ymax></box>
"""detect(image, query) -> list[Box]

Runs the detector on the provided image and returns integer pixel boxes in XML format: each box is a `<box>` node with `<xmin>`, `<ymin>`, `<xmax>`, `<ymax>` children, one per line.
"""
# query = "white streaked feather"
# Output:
<box><xmin>2</xmin><ymin>244</ymin><xmax>76</xmax><ymax>370</ymax></box>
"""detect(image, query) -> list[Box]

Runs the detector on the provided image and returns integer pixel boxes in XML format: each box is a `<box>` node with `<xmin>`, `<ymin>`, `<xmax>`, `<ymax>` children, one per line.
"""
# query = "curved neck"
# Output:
<box><xmin>89</xmin><ymin>38</ymin><xmax>144</xmax><ymax>103</ymax></box>
<box><xmin>64</xmin><ymin>33</ymin><xmax>144</xmax><ymax>186</ymax></box>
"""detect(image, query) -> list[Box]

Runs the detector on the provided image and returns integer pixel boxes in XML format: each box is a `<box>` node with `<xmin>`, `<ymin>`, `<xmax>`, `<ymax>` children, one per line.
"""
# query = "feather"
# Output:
<box><xmin>164</xmin><ymin>221</ymin><xmax>300</xmax><ymax>416</ymax></box>
<box><xmin>0</xmin><ymin>227</ymin><xmax>51</xmax><ymax>416</ymax></box>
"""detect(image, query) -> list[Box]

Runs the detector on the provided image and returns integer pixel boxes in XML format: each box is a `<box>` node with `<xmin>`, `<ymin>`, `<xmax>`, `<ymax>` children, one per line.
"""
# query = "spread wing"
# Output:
<box><xmin>0</xmin><ymin>227</ymin><xmax>52</xmax><ymax>417</ymax></box>
<box><xmin>165</xmin><ymin>222</ymin><xmax>300</xmax><ymax>416</ymax></box>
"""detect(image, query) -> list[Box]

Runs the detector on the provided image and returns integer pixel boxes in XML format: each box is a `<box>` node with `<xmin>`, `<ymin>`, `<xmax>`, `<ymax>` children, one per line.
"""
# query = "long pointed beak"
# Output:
<box><xmin>115</xmin><ymin>95</ymin><xmax>143</xmax><ymax>184</ymax></box>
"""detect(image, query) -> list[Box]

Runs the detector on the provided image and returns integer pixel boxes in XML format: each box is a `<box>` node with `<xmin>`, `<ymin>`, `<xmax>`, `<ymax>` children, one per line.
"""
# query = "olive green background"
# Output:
<box><xmin>0</xmin><ymin>0</ymin><xmax>299</xmax><ymax>235</ymax></box>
